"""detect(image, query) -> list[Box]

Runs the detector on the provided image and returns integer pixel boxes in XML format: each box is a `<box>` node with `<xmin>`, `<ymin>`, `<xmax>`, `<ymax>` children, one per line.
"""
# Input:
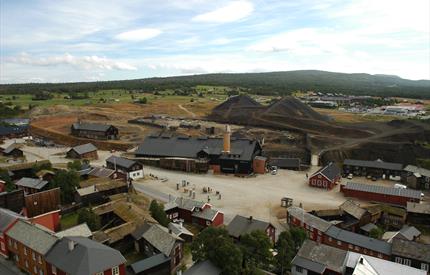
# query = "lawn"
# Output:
<box><xmin>60</xmin><ymin>212</ymin><xmax>79</xmax><ymax>230</ymax></box>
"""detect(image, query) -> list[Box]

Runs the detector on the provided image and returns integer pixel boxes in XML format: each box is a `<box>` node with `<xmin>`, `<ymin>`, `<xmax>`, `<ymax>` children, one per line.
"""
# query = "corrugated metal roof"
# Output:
<box><xmin>69</xmin><ymin>143</ymin><xmax>97</xmax><ymax>155</ymax></box>
<box><xmin>106</xmin><ymin>155</ymin><xmax>137</xmax><ymax>169</ymax></box>
<box><xmin>344</xmin><ymin>182</ymin><xmax>422</xmax><ymax>200</ymax></box>
<box><xmin>88</xmin><ymin>167</ymin><xmax>115</xmax><ymax>178</ymax></box>
<box><xmin>287</xmin><ymin>206</ymin><xmax>332</xmax><ymax>232</ymax></box>
<box><xmin>72</xmin><ymin>122</ymin><xmax>113</xmax><ymax>132</ymax></box>
<box><xmin>291</xmin><ymin>256</ymin><xmax>327</xmax><ymax>274</ymax></box>
<box><xmin>184</xmin><ymin>260</ymin><xmax>221</xmax><ymax>275</ymax></box>
<box><xmin>339</xmin><ymin>200</ymin><xmax>367</xmax><ymax>220</ymax></box>
<box><xmin>136</xmin><ymin>136</ymin><xmax>259</xmax><ymax>161</ymax></box>
<box><xmin>404</xmin><ymin>165</ymin><xmax>430</xmax><ymax>177</ymax></box>
<box><xmin>14</xmin><ymin>177</ymin><xmax>48</xmax><ymax>190</ymax></box>
<box><xmin>0</xmin><ymin>208</ymin><xmax>23</xmax><ymax>233</ymax></box>
<box><xmin>268</xmin><ymin>158</ymin><xmax>300</xmax><ymax>168</ymax></box>
<box><xmin>344</xmin><ymin>159</ymin><xmax>403</xmax><ymax>171</ymax></box>
<box><xmin>391</xmin><ymin>238</ymin><xmax>430</xmax><ymax>263</ymax></box>
<box><xmin>312</xmin><ymin>162</ymin><xmax>341</xmax><ymax>181</ymax></box>
<box><xmin>192</xmin><ymin>208</ymin><xmax>219</xmax><ymax>221</ymax></box>
<box><xmin>55</xmin><ymin>223</ymin><xmax>92</xmax><ymax>238</ymax></box>
<box><xmin>325</xmin><ymin>226</ymin><xmax>391</xmax><ymax>255</ymax></box>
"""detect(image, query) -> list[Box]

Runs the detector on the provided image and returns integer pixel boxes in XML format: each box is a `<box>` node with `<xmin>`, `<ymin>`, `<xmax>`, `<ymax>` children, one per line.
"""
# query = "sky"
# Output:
<box><xmin>0</xmin><ymin>0</ymin><xmax>429</xmax><ymax>83</ymax></box>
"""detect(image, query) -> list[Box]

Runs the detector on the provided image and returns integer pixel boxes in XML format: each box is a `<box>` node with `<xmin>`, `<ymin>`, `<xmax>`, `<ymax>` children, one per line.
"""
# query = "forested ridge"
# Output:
<box><xmin>1</xmin><ymin>70</ymin><xmax>429</xmax><ymax>98</ymax></box>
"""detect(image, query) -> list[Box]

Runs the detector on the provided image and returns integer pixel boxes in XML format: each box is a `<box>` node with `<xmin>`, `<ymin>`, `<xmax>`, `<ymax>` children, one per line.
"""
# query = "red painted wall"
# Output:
<box><xmin>0</xmin><ymin>220</ymin><xmax>19</xmax><ymax>258</ymax></box>
<box><xmin>341</xmin><ymin>185</ymin><xmax>420</xmax><ymax>207</ymax></box>
<box><xmin>47</xmin><ymin>263</ymin><xmax>126</xmax><ymax>275</ymax></box>
<box><xmin>212</xmin><ymin>212</ymin><xmax>224</xmax><ymax>227</ymax></box>
<box><xmin>309</xmin><ymin>174</ymin><xmax>338</xmax><ymax>190</ymax></box>
<box><xmin>29</xmin><ymin>211</ymin><xmax>61</xmax><ymax>232</ymax></box>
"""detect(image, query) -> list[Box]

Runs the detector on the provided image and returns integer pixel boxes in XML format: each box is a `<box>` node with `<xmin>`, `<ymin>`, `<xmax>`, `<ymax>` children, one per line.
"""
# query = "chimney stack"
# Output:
<box><xmin>68</xmin><ymin>240</ymin><xmax>75</xmax><ymax>251</ymax></box>
<box><xmin>222</xmin><ymin>125</ymin><xmax>231</xmax><ymax>154</ymax></box>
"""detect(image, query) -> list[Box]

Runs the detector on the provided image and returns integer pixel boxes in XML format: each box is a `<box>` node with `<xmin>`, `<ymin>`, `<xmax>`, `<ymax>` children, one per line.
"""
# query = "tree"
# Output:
<box><xmin>274</xmin><ymin>228</ymin><xmax>307</xmax><ymax>274</ymax></box>
<box><xmin>191</xmin><ymin>227</ymin><xmax>242</xmax><ymax>275</ymax></box>
<box><xmin>67</xmin><ymin>160</ymin><xmax>82</xmax><ymax>171</ymax></box>
<box><xmin>149</xmin><ymin>200</ymin><xmax>170</xmax><ymax>227</ymax></box>
<box><xmin>369</xmin><ymin>226</ymin><xmax>385</xmax><ymax>239</ymax></box>
<box><xmin>77</xmin><ymin>207</ymin><xmax>101</xmax><ymax>231</ymax></box>
<box><xmin>138</xmin><ymin>97</ymin><xmax>147</xmax><ymax>104</ymax></box>
<box><xmin>0</xmin><ymin>168</ymin><xmax>15</xmax><ymax>192</ymax></box>
<box><xmin>240</xmin><ymin>230</ymin><xmax>273</xmax><ymax>271</ymax></box>
<box><xmin>50</xmin><ymin>170</ymin><xmax>80</xmax><ymax>204</ymax></box>
<box><xmin>31</xmin><ymin>161</ymin><xmax>52</xmax><ymax>176</ymax></box>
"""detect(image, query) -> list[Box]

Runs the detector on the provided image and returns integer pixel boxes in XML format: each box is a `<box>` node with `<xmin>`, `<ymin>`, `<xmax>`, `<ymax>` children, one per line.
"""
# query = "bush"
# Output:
<box><xmin>77</xmin><ymin>208</ymin><xmax>101</xmax><ymax>231</ymax></box>
<box><xmin>149</xmin><ymin>200</ymin><xmax>170</xmax><ymax>227</ymax></box>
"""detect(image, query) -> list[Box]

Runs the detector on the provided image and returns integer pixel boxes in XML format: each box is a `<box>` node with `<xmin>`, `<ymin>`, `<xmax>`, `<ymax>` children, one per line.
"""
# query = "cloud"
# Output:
<box><xmin>7</xmin><ymin>53</ymin><xmax>137</xmax><ymax>71</ymax></box>
<box><xmin>115</xmin><ymin>28</ymin><xmax>162</xmax><ymax>42</ymax></box>
<box><xmin>192</xmin><ymin>1</ymin><xmax>254</xmax><ymax>23</ymax></box>
<box><xmin>210</xmin><ymin>38</ymin><xmax>232</xmax><ymax>45</ymax></box>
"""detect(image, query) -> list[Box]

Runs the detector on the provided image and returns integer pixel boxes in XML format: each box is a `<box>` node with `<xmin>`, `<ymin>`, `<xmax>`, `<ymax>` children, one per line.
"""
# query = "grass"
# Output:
<box><xmin>60</xmin><ymin>212</ymin><xmax>79</xmax><ymax>230</ymax></box>
<box><xmin>123</xmin><ymin>250</ymin><xmax>146</xmax><ymax>265</ymax></box>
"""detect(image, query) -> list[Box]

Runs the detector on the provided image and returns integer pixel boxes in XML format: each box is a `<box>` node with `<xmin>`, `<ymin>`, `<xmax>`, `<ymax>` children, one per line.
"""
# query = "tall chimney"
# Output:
<box><xmin>223</xmin><ymin>125</ymin><xmax>231</xmax><ymax>153</ymax></box>
<box><xmin>68</xmin><ymin>240</ymin><xmax>75</xmax><ymax>251</ymax></box>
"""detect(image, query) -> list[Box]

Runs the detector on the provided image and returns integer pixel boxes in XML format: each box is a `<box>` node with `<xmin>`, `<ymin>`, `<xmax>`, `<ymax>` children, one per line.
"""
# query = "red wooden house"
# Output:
<box><xmin>164</xmin><ymin>197</ymin><xmax>224</xmax><ymax>228</ymax></box>
<box><xmin>0</xmin><ymin>208</ymin><xmax>23</xmax><ymax>258</ymax></box>
<box><xmin>309</xmin><ymin>162</ymin><xmax>341</xmax><ymax>190</ymax></box>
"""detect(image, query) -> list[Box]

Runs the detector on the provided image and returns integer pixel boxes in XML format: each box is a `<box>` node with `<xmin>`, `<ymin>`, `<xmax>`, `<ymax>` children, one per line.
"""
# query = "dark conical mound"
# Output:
<box><xmin>264</xmin><ymin>96</ymin><xmax>330</xmax><ymax>122</ymax></box>
<box><xmin>212</xmin><ymin>94</ymin><xmax>262</xmax><ymax>113</ymax></box>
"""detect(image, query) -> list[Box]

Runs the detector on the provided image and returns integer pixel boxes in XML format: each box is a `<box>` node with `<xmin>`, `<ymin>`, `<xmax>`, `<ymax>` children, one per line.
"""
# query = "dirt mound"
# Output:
<box><xmin>264</xmin><ymin>96</ymin><xmax>330</xmax><ymax>122</ymax></box>
<box><xmin>211</xmin><ymin>95</ymin><xmax>263</xmax><ymax>119</ymax></box>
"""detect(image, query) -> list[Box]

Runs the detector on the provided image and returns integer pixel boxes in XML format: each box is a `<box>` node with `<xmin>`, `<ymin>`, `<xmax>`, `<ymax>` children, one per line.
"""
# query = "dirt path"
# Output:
<box><xmin>178</xmin><ymin>104</ymin><xmax>196</xmax><ymax>118</ymax></box>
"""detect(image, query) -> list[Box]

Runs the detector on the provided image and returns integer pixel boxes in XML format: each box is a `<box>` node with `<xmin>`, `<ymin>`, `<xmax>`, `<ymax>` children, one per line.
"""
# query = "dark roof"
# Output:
<box><xmin>343</xmin><ymin>182</ymin><xmax>423</xmax><ymax>200</ymax></box>
<box><xmin>360</xmin><ymin>223</ymin><xmax>378</xmax><ymax>233</ymax></box>
<box><xmin>45</xmin><ymin>236</ymin><xmax>126</xmax><ymax>275</ymax></box>
<box><xmin>227</xmin><ymin>215</ymin><xmax>272</xmax><ymax>238</ymax></box>
<box><xmin>132</xmin><ymin>223</ymin><xmax>183</xmax><ymax>257</ymax></box>
<box><xmin>407</xmin><ymin>202</ymin><xmax>430</xmax><ymax>214</ymax></box>
<box><xmin>287</xmin><ymin>206</ymin><xmax>332</xmax><ymax>232</ymax></box>
<box><xmin>136</xmin><ymin>136</ymin><xmax>259</xmax><ymax>161</ymax></box>
<box><xmin>88</xmin><ymin>167</ymin><xmax>115</xmax><ymax>178</ymax></box>
<box><xmin>312</xmin><ymin>162</ymin><xmax>340</xmax><ymax>182</ymax></box>
<box><xmin>164</xmin><ymin>197</ymin><xmax>207</xmax><ymax>212</ymax></box>
<box><xmin>72</xmin><ymin>122</ymin><xmax>114</xmax><ymax>132</ymax></box>
<box><xmin>14</xmin><ymin>177</ymin><xmax>48</xmax><ymax>190</ymax></box>
<box><xmin>3</xmin><ymin>144</ymin><xmax>22</xmax><ymax>154</ymax></box>
<box><xmin>69</xmin><ymin>143</ymin><xmax>97</xmax><ymax>155</ymax></box>
<box><xmin>130</xmin><ymin>253</ymin><xmax>170</xmax><ymax>274</ymax></box>
<box><xmin>325</xmin><ymin>226</ymin><xmax>391</xmax><ymax>255</ymax></box>
<box><xmin>391</xmin><ymin>238</ymin><xmax>430</xmax><ymax>263</ymax></box>
<box><xmin>192</xmin><ymin>208</ymin><xmax>220</xmax><ymax>221</ymax></box>
<box><xmin>106</xmin><ymin>155</ymin><xmax>137</xmax><ymax>169</ymax></box>
<box><xmin>268</xmin><ymin>158</ymin><xmax>300</xmax><ymax>168</ymax></box>
<box><xmin>0</xmin><ymin>208</ymin><xmax>23</xmax><ymax>233</ymax></box>
<box><xmin>292</xmin><ymin>240</ymin><xmax>347</xmax><ymax>273</ymax></box>
<box><xmin>184</xmin><ymin>260</ymin><xmax>221</xmax><ymax>275</ymax></box>
<box><xmin>0</xmin><ymin>125</ymin><xmax>28</xmax><ymax>136</ymax></box>
<box><xmin>344</xmin><ymin>159</ymin><xmax>403</xmax><ymax>171</ymax></box>
<box><xmin>339</xmin><ymin>200</ymin><xmax>367</xmax><ymax>220</ymax></box>
<box><xmin>7</xmin><ymin>220</ymin><xmax>57</xmax><ymax>255</ymax></box>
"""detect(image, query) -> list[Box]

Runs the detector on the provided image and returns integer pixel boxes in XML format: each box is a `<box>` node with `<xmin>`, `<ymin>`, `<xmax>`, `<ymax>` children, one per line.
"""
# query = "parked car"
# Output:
<box><xmin>347</xmin><ymin>173</ymin><xmax>353</xmax><ymax>179</ymax></box>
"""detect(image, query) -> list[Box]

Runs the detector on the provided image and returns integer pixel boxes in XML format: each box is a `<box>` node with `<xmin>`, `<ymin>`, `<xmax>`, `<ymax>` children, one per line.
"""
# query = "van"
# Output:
<box><xmin>394</xmin><ymin>184</ymin><xmax>407</xmax><ymax>189</ymax></box>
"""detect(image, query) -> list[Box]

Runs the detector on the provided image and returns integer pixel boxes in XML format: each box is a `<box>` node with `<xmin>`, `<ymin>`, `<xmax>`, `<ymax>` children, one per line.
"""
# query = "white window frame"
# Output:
<box><xmin>112</xmin><ymin>266</ymin><xmax>120</xmax><ymax>275</ymax></box>
<box><xmin>403</xmin><ymin>259</ymin><xmax>411</xmax><ymax>266</ymax></box>
<box><xmin>95</xmin><ymin>272</ymin><xmax>103</xmax><ymax>275</ymax></box>
<box><xmin>395</xmin><ymin>257</ymin><xmax>402</xmax><ymax>263</ymax></box>
<box><xmin>421</xmin><ymin>263</ymin><xmax>429</xmax><ymax>271</ymax></box>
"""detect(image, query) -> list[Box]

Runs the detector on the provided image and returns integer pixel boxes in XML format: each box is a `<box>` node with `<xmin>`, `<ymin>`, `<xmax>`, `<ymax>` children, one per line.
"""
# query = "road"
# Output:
<box><xmin>133</xmin><ymin>183</ymin><xmax>175</xmax><ymax>203</ymax></box>
<box><xmin>178</xmin><ymin>104</ymin><xmax>196</xmax><ymax>118</ymax></box>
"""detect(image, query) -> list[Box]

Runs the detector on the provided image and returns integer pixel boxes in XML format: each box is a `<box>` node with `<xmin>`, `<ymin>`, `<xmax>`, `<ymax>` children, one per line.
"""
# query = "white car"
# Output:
<box><xmin>347</xmin><ymin>174</ymin><xmax>353</xmax><ymax>179</ymax></box>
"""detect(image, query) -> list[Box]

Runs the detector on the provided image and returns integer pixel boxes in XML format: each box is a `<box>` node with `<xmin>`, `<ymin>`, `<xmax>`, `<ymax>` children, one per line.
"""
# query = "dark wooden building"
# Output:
<box><xmin>343</xmin><ymin>159</ymin><xmax>404</xmax><ymax>179</ymax></box>
<box><xmin>14</xmin><ymin>177</ymin><xmax>49</xmax><ymax>194</ymax></box>
<box><xmin>66</xmin><ymin>143</ymin><xmax>98</xmax><ymax>160</ymax></box>
<box><xmin>391</xmin><ymin>237</ymin><xmax>430</xmax><ymax>273</ymax></box>
<box><xmin>226</xmin><ymin>215</ymin><xmax>276</xmax><ymax>243</ymax></box>
<box><xmin>341</xmin><ymin>182</ymin><xmax>422</xmax><ymax>207</ymax></box>
<box><xmin>135</xmin><ymin>133</ymin><xmax>262</xmax><ymax>175</ymax></box>
<box><xmin>0</xmin><ymin>125</ymin><xmax>29</xmax><ymax>140</ymax></box>
<box><xmin>71</xmin><ymin>122</ymin><xmax>119</xmax><ymax>140</ymax></box>
<box><xmin>0</xmin><ymin>144</ymin><xmax>24</xmax><ymax>158</ymax></box>
<box><xmin>106</xmin><ymin>155</ymin><xmax>144</xmax><ymax>180</ymax></box>
<box><xmin>309</xmin><ymin>162</ymin><xmax>341</xmax><ymax>190</ymax></box>
<box><xmin>407</xmin><ymin>202</ymin><xmax>430</xmax><ymax>227</ymax></box>
<box><xmin>268</xmin><ymin>157</ymin><xmax>301</xmax><ymax>170</ymax></box>
<box><xmin>403</xmin><ymin>165</ymin><xmax>430</xmax><ymax>190</ymax></box>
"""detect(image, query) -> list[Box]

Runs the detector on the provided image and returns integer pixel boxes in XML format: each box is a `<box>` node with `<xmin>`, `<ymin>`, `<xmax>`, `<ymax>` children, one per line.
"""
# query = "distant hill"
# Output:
<box><xmin>1</xmin><ymin>70</ymin><xmax>429</xmax><ymax>98</ymax></box>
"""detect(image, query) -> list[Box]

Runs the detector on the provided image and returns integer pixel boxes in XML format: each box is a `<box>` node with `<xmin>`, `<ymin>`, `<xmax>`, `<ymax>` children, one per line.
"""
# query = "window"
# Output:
<box><xmin>38</xmin><ymin>255</ymin><xmax>42</xmax><ymax>264</ymax></box>
<box><xmin>95</xmin><ymin>272</ymin><xmax>103</xmax><ymax>275</ymax></box>
<box><xmin>295</xmin><ymin>266</ymin><xmax>303</xmax><ymax>273</ymax></box>
<box><xmin>328</xmin><ymin>237</ymin><xmax>332</xmax><ymax>242</ymax></box>
<box><xmin>15</xmin><ymin>255</ymin><xmax>19</xmax><ymax>262</ymax></box>
<box><xmin>377</xmin><ymin>253</ymin><xmax>383</xmax><ymax>259</ymax></box>
<box><xmin>23</xmin><ymin>247</ymin><xmax>27</xmax><ymax>255</ymax></box>
<box><xmin>337</xmin><ymin>240</ymin><xmax>342</xmax><ymax>245</ymax></box>
<box><xmin>395</xmin><ymin>257</ymin><xmax>402</xmax><ymax>263</ymax></box>
<box><xmin>421</xmin><ymin>263</ymin><xmax>429</xmax><ymax>271</ymax></box>
<box><xmin>34</xmin><ymin>266</ymin><xmax>37</xmax><ymax>273</ymax></box>
<box><xmin>206</xmin><ymin>221</ymin><xmax>211</xmax><ymax>226</ymax></box>
<box><xmin>52</xmin><ymin>266</ymin><xmax>57</xmax><ymax>275</ymax></box>
<box><xmin>403</xmin><ymin>259</ymin><xmax>411</xmax><ymax>266</ymax></box>
<box><xmin>348</xmin><ymin>244</ymin><xmax>353</xmax><ymax>249</ymax></box>
<box><xmin>8</xmin><ymin>239</ymin><xmax>11</xmax><ymax>247</ymax></box>
<box><xmin>32</xmin><ymin>252</ymin><xmax>36</xmax><ymax>261</ymax></box>
<box><xmin>25</xmin><ymin>260</ymin><xmax>28</xmax><ymax>268</ymax></box>
<box><xmin>112</xmin><ymin>266</ymin><xmax>120</xmax><ymax>275</ymax></box>
<box><xmin>1</xmin><ymin>242</ymin><xmax>5</xmax><ymax>251</ymax></box>
<box><xmin>14</xmin><ymin>241</ymin><xmax>17</xmax><ymax>249</ymax></box>
<box><xmin>355</xmin><ymin>246</ymin><xmax>360</xmax><ymax>251</ymax></box>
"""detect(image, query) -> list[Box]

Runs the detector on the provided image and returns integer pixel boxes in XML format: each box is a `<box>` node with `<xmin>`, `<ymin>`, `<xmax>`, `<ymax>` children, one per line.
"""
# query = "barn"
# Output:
<box><xmin>309</xmin><ymin>162</ymin><xmax>341</xmax><ymax>190</ymax></box>
<box><xmin>0</xmin><ymin>144</ymin><xmax>24</xmax><ymax>158</ymax></box>
<box><xmin>341</xmin><ymin>182</ymin><xmax>422</xmax><ymax>207</ymax></box>
<box><xmin>66</xmin><ymin>143</ymin><xmax>98</xmax><ymax>160</ymax></box>
<box><xmin>71</xmin><ymin>122</ymin><xmax>118</xmax><ymax>140</ymax></box>
<box><xmin>343</xmin><ymin>159</ymin><xmax>403</xmax><ymax>179</ymax></box>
